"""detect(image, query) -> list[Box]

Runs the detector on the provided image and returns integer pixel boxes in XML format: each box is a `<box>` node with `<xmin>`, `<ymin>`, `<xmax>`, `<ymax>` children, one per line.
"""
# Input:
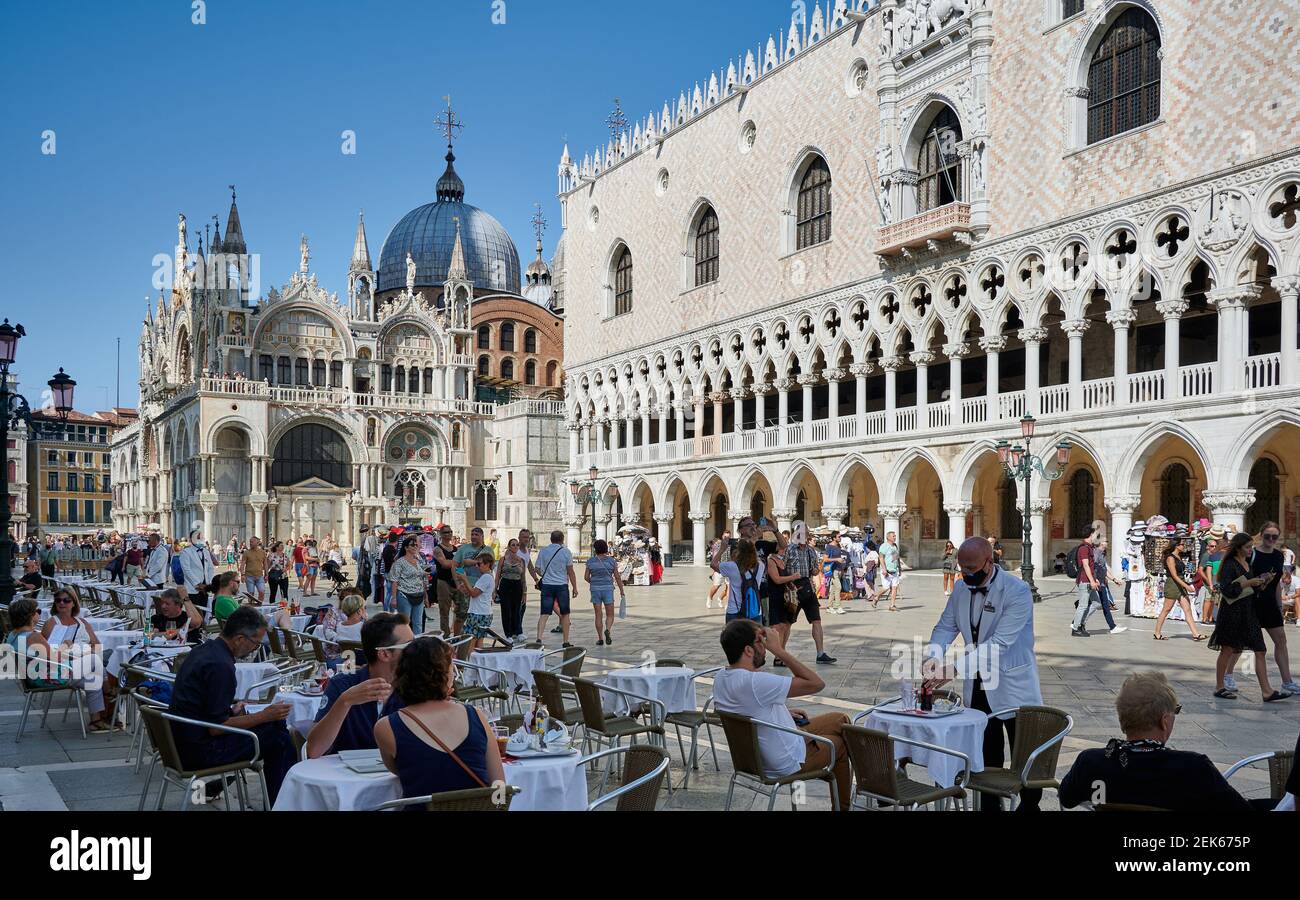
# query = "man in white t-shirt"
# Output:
<box><xmin>533</xmin><ymin>530</ymin><xmax>579</xmax><ymax>647</ymax></box>
<box><xmin>712</xmin><ymin>620</ymin><xmax>851</xmax><ymax>809</ymax></box>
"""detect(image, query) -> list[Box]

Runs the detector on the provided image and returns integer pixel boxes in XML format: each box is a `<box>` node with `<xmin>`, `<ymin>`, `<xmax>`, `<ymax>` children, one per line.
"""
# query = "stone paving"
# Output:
<box><xmin>2</xmin><ymin>565</ymin><xmax>1297</xmax><ymax>811</ymax></box>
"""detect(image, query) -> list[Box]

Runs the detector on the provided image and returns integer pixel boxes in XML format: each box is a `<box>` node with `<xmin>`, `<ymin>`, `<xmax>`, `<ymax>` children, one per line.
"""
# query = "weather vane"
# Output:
<box><xmin>605</xmin><ymin>98</ymin><xmax>627</xmax><ymax>142</ymax></box>
<box><xmin>228</xmin><ymin>183</ymin><xmax>236</xmax><ymax>200</ymax></box>
<box><xmin>532</xmin><ymin>203</ymin><xmax>548</xmax><ymax>243</ymax></box>
<box><xmin>439</xmin><ymin>95</ymin><xmax>465</xmax><ymax>148</ymax></box>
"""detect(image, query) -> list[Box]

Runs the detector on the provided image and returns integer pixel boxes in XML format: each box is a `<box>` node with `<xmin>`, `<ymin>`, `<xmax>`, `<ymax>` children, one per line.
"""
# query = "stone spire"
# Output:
<box><xmin>448</xmin><ymin>218</ymin><xmax>468</xmax><ymax>282</ymax></box>
<box><xmin>350</xmin><ymin>210</ymin><xmax>372</xmax><ymax>271</ymax></box>
<box><xmin>221</xmin><ymin>185</ymin><xmax>246</xmax><ymax>255</ymax></box>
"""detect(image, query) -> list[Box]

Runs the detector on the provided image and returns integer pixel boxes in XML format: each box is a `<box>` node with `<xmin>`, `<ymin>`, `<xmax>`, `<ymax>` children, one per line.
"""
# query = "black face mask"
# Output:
<box><xmin>962</xmin><ymin>568</ymin><xmax>989</xmax><ymax>588</ymax></box>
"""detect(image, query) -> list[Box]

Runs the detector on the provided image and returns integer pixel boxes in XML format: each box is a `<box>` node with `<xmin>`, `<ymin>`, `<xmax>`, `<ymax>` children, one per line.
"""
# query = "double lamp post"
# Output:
<box><xmin>0</xmin><ymin>319</ymin><xmax>77</xmax><ymax>606</ymax></box>
<box><xmin>994</xmin><ymin>415</ymin><xmax>1071</xmax><ymax>603</ymax></box>
<box><xmin>569</xmin><ymin>465</ymin><xmax>615</xmax><ymax>550</ymax></box>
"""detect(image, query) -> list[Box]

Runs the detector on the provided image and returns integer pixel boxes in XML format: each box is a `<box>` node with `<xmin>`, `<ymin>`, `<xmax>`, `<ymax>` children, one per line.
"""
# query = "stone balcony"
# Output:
<box><xmin>876</xmin><ymin>202</ymin><xmax>972</xmax><ymax>256</ymax></box>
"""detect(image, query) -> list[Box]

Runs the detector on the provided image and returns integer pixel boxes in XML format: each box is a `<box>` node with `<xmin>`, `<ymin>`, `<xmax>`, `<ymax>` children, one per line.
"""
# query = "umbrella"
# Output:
<box><xmin>618</xmin><ymin>524</ymin><xmax>650</xmax><ymax>535</ymax></box>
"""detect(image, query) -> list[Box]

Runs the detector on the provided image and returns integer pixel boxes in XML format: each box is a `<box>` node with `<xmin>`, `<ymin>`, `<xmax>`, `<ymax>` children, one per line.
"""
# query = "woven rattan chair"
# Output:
<box><xmin>1224</xmin><ymin>750</ymin><xmax>1295</xmax><ymax>802</ymax></box>
<box><xmin>137</xmin><ymin>706</ymin><xmax>268</xmax><ymax>811</ymax></box>
<box><xmin>717</xmin><ymin>710</ymin><xmax>840</xmax><ymax>811</ymax></box>
<box><xmin>663</xmin><ymin>667</ymin><xmax>723</xmax><ymax>789</ymax></box>
<box><xmin>842</xmin><ymin>724</ymin><xmax>969</xmax><ymax>810</ymax></box>
<box><xmin>452</xmin><ymin>659</ymin><xmax>513</xmax><ymax>717</ymax></box>
<box><xmin>12</xmin><ymin>651</ymin><xmax>91</xmax><ymax>742</ymax></box>
<box><xmin>966</xmin><ymin>706</ymin><xmax>1072</xmax><ymax>811</ymax></box>
<box><xmin>571</xmin><ymin>677</ymin><xmax>667</xmax><ymax>794</ymax></box>
<box><xmin>584</xmin><ymin>744</ymin><xmax>671</xmax><ymax>810</ymax></box>
<box><xmin>545</xmin><ymin>645</ymin><xmax>586</xmax><ymax>699</ymax></box>
<box><xmin>372</xmin><ymin>785</ymin><xmax>520</xmax><ymax>811</ymax></box>
<box><xmin>1094</xmin><ymin>803</ymin><xmax>1170</xmax><ymax>811</ymax></box>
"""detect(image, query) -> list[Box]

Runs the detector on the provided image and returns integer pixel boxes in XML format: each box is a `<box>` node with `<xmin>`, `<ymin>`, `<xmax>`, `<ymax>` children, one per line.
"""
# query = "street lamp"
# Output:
<box><xmin>388</xmin><ymin>494</ymin><xmax>414</xmax><ymax>522</ymax></box>
<box><xmin>0</xmin><ymin>320</ymin><xmax>76</xmax><ymax>606</ymax></box>
<box><xmin>569</xmin><ymin>465</ymin><xmax>615</xmax><ymax>549</ymax></box>
<box><xmin>993</xmin><ymin>415</ymin><xmax>1071</xmax><ymax>603</ymax></box>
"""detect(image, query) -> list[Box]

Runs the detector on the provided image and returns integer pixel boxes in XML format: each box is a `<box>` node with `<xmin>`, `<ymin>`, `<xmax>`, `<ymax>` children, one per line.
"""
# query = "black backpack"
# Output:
<box><xmin>1063</xmin><ymin>543</ymin><xmax>1087</xmax><ymax>579</ymax></box>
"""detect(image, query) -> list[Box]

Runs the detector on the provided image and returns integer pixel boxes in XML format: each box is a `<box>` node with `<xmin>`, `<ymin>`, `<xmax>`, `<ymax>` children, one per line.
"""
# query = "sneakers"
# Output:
<box><xmin>1224</xmin><ymin>675</ymin><xmax>1239</xmax><ymax>692</ymax></box>
<box><xmin>551</xmin><ymin>626</ymin><xmax>563</xmax><ymax>634</ymax></box>
<box><xmin>1282</xmin><ymin>681</ymin><xmax>1300</xmax><ymax>694</ymax></box>
<box><xmin>1109</xmin><ymin>626</ymin><xmax>1128</xmax><ymax>635</ymax></box>
<box><xmin>1071</xmin><ymin>627</ymin><xmax>1090</xmax><ymax>638</ymax></box>
<box><xmin>816</xmin><ymin>652</ymin><xmax>837</xmax><ymax>664</ymax></box>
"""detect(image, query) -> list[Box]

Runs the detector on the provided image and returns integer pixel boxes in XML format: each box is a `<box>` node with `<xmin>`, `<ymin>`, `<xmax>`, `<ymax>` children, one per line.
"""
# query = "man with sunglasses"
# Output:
<box><xmin>168</xmin><ymin>606</ymin><xmax>296</xmax><ymax>803</ymax></box>
<box><xmin>1247</xmin><ymin>522</ymin><xmax>1300</xmax><ymax>694</ymax></box>
<box><xmin>306</xmin><ymin>613</ymin><xmax>412</xmax><ymax>758</ymax></box>
<box><xmin>431</xmin><ymin>525</ymin><xmax>458</xmax><ymax>634</ymax></box>
<box><xmin>1059</xmin><ymin>671</ymin><xmax>1250</xmax><ymax>811</ymax></box>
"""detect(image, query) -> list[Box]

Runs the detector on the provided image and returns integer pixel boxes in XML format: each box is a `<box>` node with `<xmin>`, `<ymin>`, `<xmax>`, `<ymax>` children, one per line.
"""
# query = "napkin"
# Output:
<box><xmin>543</xmin><ymin>723</ymin><xmax>570</xmax><ymax>748</ymax></box>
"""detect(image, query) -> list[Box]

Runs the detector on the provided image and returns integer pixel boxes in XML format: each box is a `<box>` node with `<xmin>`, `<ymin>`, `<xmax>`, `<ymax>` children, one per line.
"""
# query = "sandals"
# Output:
<box><xmin>1263</xmin><ymin>691</ymin><xmax>1292</xmax><ymax>703</ymax></box>
<box><xmin>1153</xmin><ymin>634</ymin><xmax>1168</xmax><ymax>641</ymax></box>
<box><xmin>1213</xmin><ymin>689</ymin><xmax>1238</xmax><ymax>699</ymax></box>
<box><xmin>1192</xmin><ymin>634</ymin><xmax>1208</xmax><ymax>642</ymax></box>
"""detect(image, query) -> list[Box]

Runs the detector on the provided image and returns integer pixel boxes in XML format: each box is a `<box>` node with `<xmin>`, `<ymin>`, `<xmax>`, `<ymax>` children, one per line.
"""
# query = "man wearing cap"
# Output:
<box><xmin>431</xmin><ymin>525</ymin><xmax>458</xmax><ymax>634</ymax></box>
<box><xmin>453</xmin><ymin>528</ymin><xmax>489</xmax><ymax>636</ymax></box>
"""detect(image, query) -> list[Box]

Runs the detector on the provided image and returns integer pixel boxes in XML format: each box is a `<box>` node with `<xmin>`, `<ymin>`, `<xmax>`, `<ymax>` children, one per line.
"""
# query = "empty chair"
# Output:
<box><xmin>584</xmin><ymin>744</ymin><xmax>671</xmax><ymax>811</ymax></box>
<box><xmin>372</xmin><ymin>785</ymin><xmax>520</xmax><ymax>811</ymax></box>
<box><xmin>841</xmin><ymin>724</ymin><xmax>969</xmax><ymax>810</ymax></box>
<box><xmin>967</xmin><ymin>706</ymin><xmax>1072</xmax><ymax>811</ymax></box>
<box><xmin>1224</xmin><ymin>750</ymin><xmax>1295</xmax><ymax>804</ymax></box>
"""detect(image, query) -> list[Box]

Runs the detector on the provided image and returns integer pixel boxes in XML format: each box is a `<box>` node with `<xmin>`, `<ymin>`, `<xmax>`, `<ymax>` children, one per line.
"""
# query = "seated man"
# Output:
<box><xmin>168</xmin><ymin>606</ymin><xmax>295</xmax><ymax>803</ymax></box>
<box><xmin>150</xmin><ymin>588</ymin><xmax>203</xmax><ymax>645</ymax></box>
<box><xmin>18</xmin><ymin>558</ymin><xmax>43</xmax><ymax>595</ymax></box>
<box><xmin>1059</xmin><ymin>671</ymin><xmax>1250</xmax><ymax>812</ymax></box>
<box><xmin>305</xmin><ymin>613</ymin><xmax>412</xmax><ymax>759</ymax></box>
<box><xmin>712</xmin><ymin>619</ymin><xmax>851</xmax><ymax>810</ymax></box>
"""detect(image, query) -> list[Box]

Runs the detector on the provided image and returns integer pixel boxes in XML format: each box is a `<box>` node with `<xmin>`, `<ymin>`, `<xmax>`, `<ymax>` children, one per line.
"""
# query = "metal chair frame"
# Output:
<box><xmin>582</xmin><ymin>744</ymin><xmax>672</xmax><ymax>811</ymax></box>
<box><xmin>842</xmin><ymin>725</ymin><xmax>971</xmax><ymax>811</ymax></box>
<box><xmin>719</xmin><ymin>712</ymin><xmax>840</xmax><ymax>811</ymax></box>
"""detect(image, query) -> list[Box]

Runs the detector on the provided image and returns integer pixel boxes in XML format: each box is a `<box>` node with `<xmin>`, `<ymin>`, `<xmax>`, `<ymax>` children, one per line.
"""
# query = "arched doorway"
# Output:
<box><xmin>271</xmin><ymin>422</ymin><xmax>353</xmax><ymax>542</ymax></box>
<box><xmin>212</xmin><ymin>427</ymin><xmax>251</xmax><ymax>543</ymax></box>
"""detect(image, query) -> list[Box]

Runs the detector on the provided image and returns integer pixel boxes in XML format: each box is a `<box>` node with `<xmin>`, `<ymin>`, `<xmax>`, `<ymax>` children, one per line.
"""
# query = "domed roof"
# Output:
<box><xmin>377</xmin><ymin>150</ymin><xmax>521</xmax><ymax>295</ymax></box>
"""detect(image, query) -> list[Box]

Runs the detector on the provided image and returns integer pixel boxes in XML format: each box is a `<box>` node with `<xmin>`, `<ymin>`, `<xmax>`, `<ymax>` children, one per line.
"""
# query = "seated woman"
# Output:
<box><xmin>373</xmin><ymin>636</ymin><xmax>505</xmax><ymax>804</ymax></box>
<box><xmin>20</xmin><ymin>595</ymin><xmax>113</xmax><ymax>731</ymax></box>
<box><xmin>210</xmin><ymin>571</ymin><xmax>242</xmax><ymax>624</ymax></box>
<box><xmin>320</xmin><ymin>589</ymin><xmax>367</xmax><ymax>646</ymax></box>
<box><xmin>150</xmin><ymin>588</ymin><xmax>203</xmax><ymax>645</ymax></box>
<box><xmin>1058</xmin><ymin>671</ymin><xmax>1250</xmax><ymax>811</ymax></box>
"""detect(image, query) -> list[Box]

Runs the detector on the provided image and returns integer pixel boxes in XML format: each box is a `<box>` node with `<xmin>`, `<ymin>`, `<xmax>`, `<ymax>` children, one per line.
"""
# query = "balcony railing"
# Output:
<box><xmin>876</xmin><ymin>202</ymin><xmax>972</xmax><ymax>256</ymax></box>
<box><xmin>572</xmin><ymin>353</ymin><xmax>1299</xmax><ymax>473</ymax></box>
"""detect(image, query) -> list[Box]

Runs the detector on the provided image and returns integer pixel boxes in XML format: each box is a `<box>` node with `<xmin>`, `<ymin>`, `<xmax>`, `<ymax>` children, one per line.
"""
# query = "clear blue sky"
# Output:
<box><xmin>0</xmin><ymin>0</ymin><xmax>803</xmax><ymax>410</ymax></box>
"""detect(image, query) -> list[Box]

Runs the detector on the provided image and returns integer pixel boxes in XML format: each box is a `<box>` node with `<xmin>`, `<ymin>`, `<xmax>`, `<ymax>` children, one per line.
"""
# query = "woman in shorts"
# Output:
<box><xmin>584</xmin><ymin>539</ymin><xmax>624</xmax><ymax>646</ymax></box>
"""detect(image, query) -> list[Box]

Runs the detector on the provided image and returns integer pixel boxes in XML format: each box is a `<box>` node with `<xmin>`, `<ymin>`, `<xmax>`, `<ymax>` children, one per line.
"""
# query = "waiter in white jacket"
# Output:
<box><xmin>925</xmin><ymin>537</ymin><xmax>1043</xmax><ymax>811</ymax></box>
<box><xmin>177</xmin><ymin>522</ymin><xmax>217</xmax><ymax>618</ymax></box>
<box><xmin>140</xmin><ymin>532</ymin><xmax>171</xmax><ymax>589</ymax></box>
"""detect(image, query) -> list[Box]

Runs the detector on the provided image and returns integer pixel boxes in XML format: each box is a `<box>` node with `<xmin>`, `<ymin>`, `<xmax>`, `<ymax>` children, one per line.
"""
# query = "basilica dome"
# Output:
<box><xmin>376</xmin><ymin>149</ymin><xmax>521</xmax><ymax>296</ymax></box>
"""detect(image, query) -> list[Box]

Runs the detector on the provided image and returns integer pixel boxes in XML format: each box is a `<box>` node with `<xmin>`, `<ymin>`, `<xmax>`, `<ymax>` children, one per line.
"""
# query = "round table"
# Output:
<box><xmin>272</xmin><ymin>752</ymin><xmax>588</xmax><ymax>811</ymax></box>
<box><xmin>603</xmin><ymin>666</ymin><xmax>696</xmax><ymax>715</ymax></box>
<box><xmin>466</xmin><ymin>648</ymin><xmax>546</xmax><ymax>690</ymax></box>
<box><xmin>249</xmin><ymin>689</ymin><xmax>326</xmax><ymax>736</ymax></box>
<box><xmin>106</xmin><ymin>643</ymin><xmax>188</xmax><ymax>680</ymax></box>
<box><xmin>864</xmin><ymin>702</ymin><xmax>988</xmax><ymax>787</ymax></box>
<box><xmin>235</xmin><ymin>662</ymin><xmax>283</xmax><ymax>700</ymax></box>
<box><xmin>96</xmin><ymin>629</ymin><xmax>144</xmax><ymax>657</ymax></box>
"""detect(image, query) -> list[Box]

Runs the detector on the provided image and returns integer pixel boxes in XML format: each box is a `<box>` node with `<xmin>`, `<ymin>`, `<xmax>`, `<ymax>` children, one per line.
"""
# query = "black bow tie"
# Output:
<box><xmin>970</xmin><ymin>586</ymin><xmax>990</xmax><ymax>597</ymax></box>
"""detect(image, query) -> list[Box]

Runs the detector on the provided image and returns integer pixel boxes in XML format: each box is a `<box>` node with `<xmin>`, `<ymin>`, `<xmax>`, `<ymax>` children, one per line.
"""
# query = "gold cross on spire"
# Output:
<box><xmin>438</xmin><ymin>95</ymin><xmax>465</xmax><ymax>148</ymax></box>
<box><xmin>532</xmin><ymin>203</ymin><xmax>548</xmax><ymax>243</ymax></box>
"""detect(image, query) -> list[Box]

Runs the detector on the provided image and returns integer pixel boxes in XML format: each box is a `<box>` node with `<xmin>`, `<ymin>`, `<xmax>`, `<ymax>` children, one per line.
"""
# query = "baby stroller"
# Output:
<box><xmin>320</xmin><ymin>559</ymin><xmax>351</xmax><ymax>597</ymax></box>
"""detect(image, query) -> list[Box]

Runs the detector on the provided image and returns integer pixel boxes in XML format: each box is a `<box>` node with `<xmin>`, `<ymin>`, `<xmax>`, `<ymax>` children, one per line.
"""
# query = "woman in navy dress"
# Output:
<box><xmin>374</xmin><ymin>636</ymin><xmax>505</xmax><ymax>801</ymax></box>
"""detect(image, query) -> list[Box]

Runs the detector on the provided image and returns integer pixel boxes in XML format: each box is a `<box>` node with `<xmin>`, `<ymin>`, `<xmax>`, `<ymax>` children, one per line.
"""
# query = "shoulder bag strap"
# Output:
<box><xmin>398</xmin><ymin>709</ymin><xmax>488</xmax><ymax>788</ymax></box>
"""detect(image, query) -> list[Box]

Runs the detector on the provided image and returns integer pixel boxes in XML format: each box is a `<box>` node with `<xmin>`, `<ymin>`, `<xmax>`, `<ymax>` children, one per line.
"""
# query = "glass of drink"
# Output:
<box><xmin>900</xmin><ymin>680</ymin><xmax>916</xmax><ymax>712</ymax></box>
<box><xmin>494</xmin><ymin>725</ymin><xmax>509</xmax><ymax>756</ymax></box>
<box><xmin>314</xmin><ymin>666</ymin><xmax>329</xmax><ymax>693</ymax></box>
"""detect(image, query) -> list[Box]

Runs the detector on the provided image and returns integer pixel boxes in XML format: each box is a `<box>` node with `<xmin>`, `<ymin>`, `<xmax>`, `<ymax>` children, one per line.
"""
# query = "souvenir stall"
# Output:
<box><xmin>614</xmin><ymin>525</ymin><xmax>652</xmax><ymax>586</ymax></box>
<box><xmin>1126</xmin><ymin>516</ymin><xmax>1211</xmax><ymax>622</ymax></box>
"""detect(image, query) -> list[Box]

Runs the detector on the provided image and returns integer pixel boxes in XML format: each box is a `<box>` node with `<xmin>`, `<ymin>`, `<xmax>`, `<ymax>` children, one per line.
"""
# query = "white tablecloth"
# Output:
<box><xmin>235</xmin><ymin>662</ymin><xmax>283</xmax><ymax>700</ymax></box>
<box><xmin>864</xmin><ymin>702</ymin><xmax>987</xmax><ymax>787</ymax></box>
<box><xmin>82</xmin><ymin>616</ymin><xmax>131</xmax><ymax>633</ymax></box>
<box><xmin>465</xmin><ymin>648</ymin><xmax>546</xmax><ymax>690</ymax></box>
<box><xmin>96</xmin><ymin>630</ymin><xmax>144</xmax><ymax>657</ymax></box>
<box><xmin>603</xmin><ymin>666</ymin><xmax>696</xmax><ymax>715</ymax></box>
<box><xmin>106</xmin><ymin>644</ymin><xmax>188</xmax><ymax>680</ymax></box>
<box><xmin>272</xmin><ymin>752</ymin><xmax>588</xmax><ymax>811</ymax></box>
<box><xmin>249</xmin><ymin>689</ymin><xmax>325</xmax><ymax>736</ymax></box>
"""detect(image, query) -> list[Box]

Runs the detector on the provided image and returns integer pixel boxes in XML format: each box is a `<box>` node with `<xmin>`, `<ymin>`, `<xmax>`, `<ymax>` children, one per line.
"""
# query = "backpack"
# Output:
<box><xmin>1063</xmin><ymin>543</ymin><xmax>1087</xmax><ymax>580</ymax></box>
<box><xmin>738</xmin><ymin>567</ymin><xmax>763</xmax><ymax>622</ymax></box>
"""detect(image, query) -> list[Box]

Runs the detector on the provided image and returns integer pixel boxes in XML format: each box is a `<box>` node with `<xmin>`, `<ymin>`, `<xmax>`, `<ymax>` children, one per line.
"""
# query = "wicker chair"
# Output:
<box><xmin>842</xmin><ymin>725</ymin><xmax>969</xmax><ymax>810</ymax></box>
<box><xmin>1224</xmin><ymin>750</ymin><xmax>1296</xmax><ymax>802</ymax></box>
<box><xmin>663</xmin><ymin>667</ymin><xmax>723</xmax><ymax>789</ymax></box>
<box><xmin>12</xmin><ymin>652</ymin><xmax>92</xmax><ymax>742</ymax></box>
<box><xmin>452</xmin><ymin>659</ymin><xmax>513</xmax><ymax>717</ymax></box>
<box><xmin>966</xmin><ymin>706</ymin><xmax>1072</xmax><ymax>811</ymax></box>
<box><xmin>571</xmin><ymin>677</ymin><xmax>667</xmax><ymax>794</ymax></box>
<box><xmin>1094</xmin><ymin>803</ymin><xmax>1170</xmax><ymax>811</ymax></box>
<box><xmin>716</xmin><ymin>710</ymin><xmax>840</xmax><ymax>811</ymax></box>
<box><xmin>545</xmin><ymin>645</ymin><xmax>587</xmax><ymax>699</ymax></box>
<box><xmin>584</xmin><ymin>744</ymin><xmax>671</xmax><ymax>811</ymax></box>
<box><xmin>372</xmin><ymin>785</ymin><xmax>521</xmax><ymax>811</ymax></box>
<box><xmin>137</xmin><ymin>706</ymin><xmax>269</xmax><ymax>811</ymax></box>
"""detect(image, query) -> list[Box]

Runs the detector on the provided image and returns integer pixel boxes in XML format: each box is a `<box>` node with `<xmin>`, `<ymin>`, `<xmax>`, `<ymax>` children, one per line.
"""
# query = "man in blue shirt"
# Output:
<box><xmin>168</xmin><ymin>606</ymin><xmax>295</xmax><ymax>802</ymax></box>
<box><xmin>306</xmin><ymin>613</ymin><xmax>413</xmax><ymax>758</ymax></box>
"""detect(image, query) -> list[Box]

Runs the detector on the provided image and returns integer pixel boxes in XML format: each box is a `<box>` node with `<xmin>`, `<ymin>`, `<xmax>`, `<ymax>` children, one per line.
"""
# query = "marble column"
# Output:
<box><xmin>799</xmin><ymin>376</ymin><xmax>816</xmax><ymax>424</ymax></box>
<box><xmin>712</xmin><ymin>393</ymin><xmax>725</xmax><ymax>437</ymax></box>
<box><xmin>1019</xmin><ymin>328</ymin><xmax>1047</xmax><ymax>416</ymax></box>
<box><xmin>772</xmin><ymin>508</ymin><xmax>797</xmax><ymax>535</ymax></box>
<box><xmin>980</xmin><ymin>337</ymin><xmax>1005</xmax><ymax>422</ymax></box>
<box><xmin>1156</xmin><ymin>300</ymin><xmax>1188</xmax><ymax>400</ymax></box>
<box><xmin>1028</xmin><ymin>499</ymin><xmax>1051</xmax><ymax>578</ymax></box>
<box><xmin>568</xmin><ymin>422</ymin><xmax>581</xmax><ymax>471</ymax></box>
<box><xmin>945</xmin><ymin>502</ymin><xmax>972</xmax><ymax>546</ymax></box>
<box><xmin>878</xmin><ymin>505</ymin><xmax>907</xmax><ymax>546</ymax></box>
<box><xmin>732</xmin><ymin>389</ymin><xmax>745</xmax><ymax>432</ymax></box>
<box><xmin>754</xmin><ymin>385</ymin><xmax>767</xmax><ymax>431</ymax></box>
<box><xmin>776</xmin><ymin>379</ymin><xmax>791</xmax><ymax>439</ymax></box>
<box><xmin>822</xmin><ymin>506</ymin><xmax>848</xmax><ymax>532</ymax></box>
<box><xmin>1107</xmin><ymin>309</ymin><xmax>1135</xmax><ymax>406</ymax></box>
<box><xmin>910</xmin><ymin>351</ymin><xmax>935</xmax><ymax>427</ymax></box>
<box><xmin>1104</xmin><ymin>495</ymin><xmax>1141</xmax><ymax>550</ymax></box>
<box><xmin>639</xmin><ymin>410</ymin><xmax>650</xmax><ymax>448</ymax></box>
<box><xmin>654</xmin><ymin>512</ymin><xmax>673</xmax><ymax>554</ymax></box>
<box><xmin>1062</xmin><ymin>319</ymin><xmax>1090</xmax><ymax>410</ymax></box>
<box><xmin>1210</xmin><ymin>286</ymin><xmax>1261</xmax><ymax>395</ymax></box>
<box><xmin>883</xmin><ymin>356</ymin><xmax>903</xmax><ymax>433</ymax></box>
<box><xmin>945</xmin><ymin>343</ymin><xmax>968</xmax><ymax>425</ymax></box>
<box><xmin>851</xmin><ymin>363</ymin><xmax>872</xmax><ymax>434</ymax></box>
<box><xmin>564</xmin><ymin>515</ymin><xmax>584</xmax><ymax>555</ymax></box>
<box><xmin>690</xmin><ymin>512</ymin><xmax>709</xmax><ymax>566</ymax></box>
<box><xmin>1279</xmin><ymin>276</ymin><xmax>1300</xmax><ymax>386</ymax></box>
<box><xmin>1202</xmin><ymin>490</ymin><xmax>1256</xmax><ymax>533</ymax></box>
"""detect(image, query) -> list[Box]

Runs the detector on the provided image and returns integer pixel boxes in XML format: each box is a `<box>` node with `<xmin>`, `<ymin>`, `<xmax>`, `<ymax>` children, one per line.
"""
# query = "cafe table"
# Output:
<box><xmin>465</xmin><ymin>647</ymin><xmax>546</xmax><ymax>690</ymax></box>
<box><xmin>863</xmin><ymin>700</ymin><xmax>987</xmax><ymax>788</ymax></box>
<box><xmin>602</xmin><ymin>665</ymin><xmax>696</xmax><ymax>715</ymax></box>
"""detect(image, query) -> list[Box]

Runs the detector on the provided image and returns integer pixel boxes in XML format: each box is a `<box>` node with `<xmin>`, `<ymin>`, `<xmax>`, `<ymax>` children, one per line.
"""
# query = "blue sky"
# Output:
<box><xmin>0</xmin><ymin>0</ymin><xmax>807</xmax><ymax>409</ymax></box>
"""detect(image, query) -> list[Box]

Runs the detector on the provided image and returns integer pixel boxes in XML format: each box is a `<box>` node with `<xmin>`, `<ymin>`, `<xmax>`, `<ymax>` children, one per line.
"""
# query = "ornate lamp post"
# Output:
<box><xmin>388</xmin><ymin>494</ymin><xmax>414</xmax><ymax>523</ymax></box>
<box><xmin>0</xmin><ymin>319</ymin><xmax>76</xmax><ymax>605</ymax></box>
<box><xmin>569</xmin><ymin>465</ymin><xmax>614</xmax><ymax>549</ymax></box>
<box><xmin>994</xmin><ymin>415</ymin><xmax>1070</xmax><ymax>603</ymax></box>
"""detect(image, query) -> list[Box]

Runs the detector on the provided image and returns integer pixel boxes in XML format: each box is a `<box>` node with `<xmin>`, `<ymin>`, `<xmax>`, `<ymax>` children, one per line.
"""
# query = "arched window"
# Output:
<box><xmin>524</xmin><ymin>329</ymin><xmax>538</xmax><ymax>354</ymax></box>
<box><xmin>477</xmin><ymin>325</ymin><xmax>491</xmax><ymax>350</ymax></box>
<box><xmin>271</xmin><ymin>423</ymin><xmax>352</xmax><ymax>488</ymax></box>
<box><xmin>329</xmin><ymin>360</ymin><xmax>343</xmax><ymax>388</ymax></box>
<box><xmin>614</xmin><ymin>247</ymin><xmax>634</xmax><ymax>316</ymax></box>
<box><xmin>295</xmin><ymin>358</ymin><xmax>309</xmax><ymax>386</ymax></box>
<box><xmin>500</xmin><ymin>323</ymin><xmax>515</xmax><ymax>351</ymax></box>
<box><xmin>474</xmin><ymin>484</ymin><xmax>498</xmax><ymax>520</ymax></box>
<box><xmin>1158</xmin><ymin>463</ymin><xmax>1192</xmax><ymax>525</ymax></box>
<box><xmin>695</xmin><ymin>206</ymin><xmax>720</xmax><ymax>286</ymax></box>
<box><xmin>407</xmin><ymin>368</ymin><xmax>420</xmax><ymax>393</ymax></box>
<box><xmin>501</xmin><ymin>358</ymin><xmax>515</xmax><ymax>381</ymax></box>
<box><xmin>917</xmin><ymin>107</ymin><xmax>963</xmax><ymax>213</ymax></box>
<box><xmin>423</xmin><ymin>367</ymin><xmax>434</xmax><ymax>394</ymax></box>
<box><xmin>1063</xmin><ymin>0</ymin><xmax>1084</xmax><ymax>18</ymax></box>
<box><xmin>525</xmin><ymin>360</ymin><xmax>537</xmax><ymax>385</ymax></box>
<box><xmin>258</xmin><ymin>355</ymin><xmax>273</xmax><ymax>383</ymax></box>
<box><xmin>477</xmin><ymin>356</ymin><xmax>490</xmax><ymax>377</ymax></box>
<box><xmin>395</xmin><ymin>366</ymin><xmax>406</xmax><ymax>393</ymax></box>
<box><xmin>796</xmin><ymin>158</ymin><xmax>832</xmax><ymax>250</ymax></box>
<box><xmin>1068</xmin><ymin>468</ymin><xmax>1096</xmax><ymax>538</ymax></box>
<box><xmin>381</xmin><ymin>364</ymin><xmax>392</xmax><ymax>392</ymax></box>
<box><xmin>312</xmin><ymin>359</ymin><xmax>326</xmax><ymax>387</ymax></box>
<box><xmin>1247</xmin><ymin>458</ymin><xmax>1281</xmax><ymax>535</ymax></box>
<box><xmin>1087</xmin><ymin>7</ymin><xmax>1161</xmax><ymax>145</ymax></box>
